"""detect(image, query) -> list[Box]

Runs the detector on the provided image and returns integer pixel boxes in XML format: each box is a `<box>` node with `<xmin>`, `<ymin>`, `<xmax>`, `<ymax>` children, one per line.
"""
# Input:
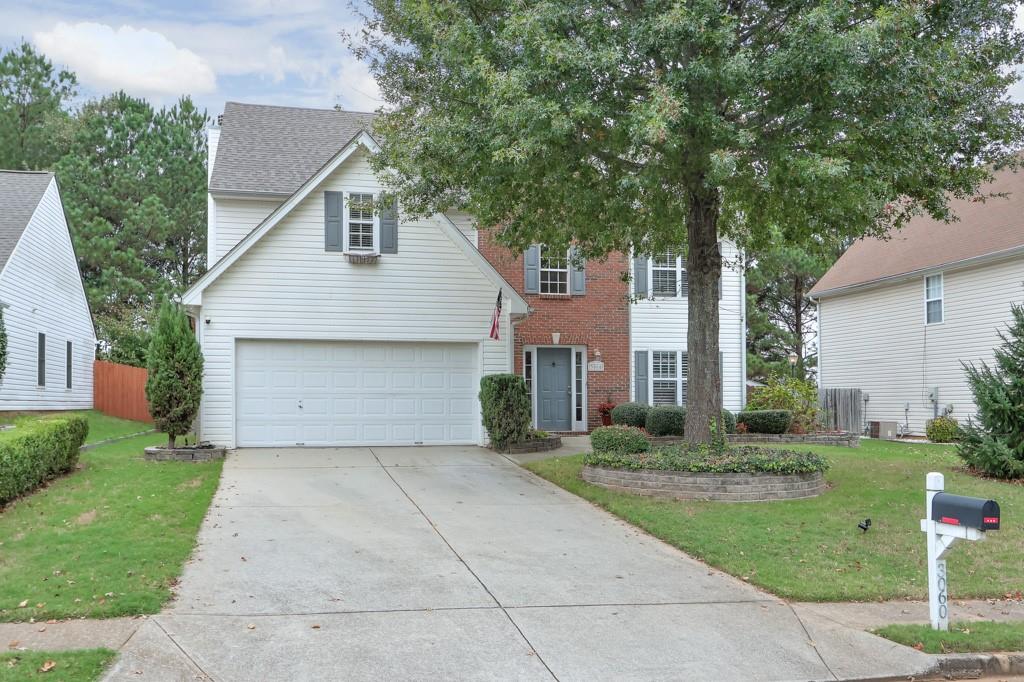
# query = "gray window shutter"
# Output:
<box><xmin>634</xmin><ymin>350</ymin><xmax>649</xmax><ymax>404</ymax></box>
<box><xmin>380</xmin><ymin>197</ymin><xmax>398</xmax><ymax>254</ymax></box>
<box><xmin>324</xmin><ymin>191</ymin><xmax>342</xmax><ymax>251</ymax></box>
<box><xmin>633</xmin><ymin>257</ymin><xmax>648</xmax><ymax>296</ymax></box>
<box><xmin>680</xmin><ymin>268</ymin><xmax>689</xmax><ymax>297</ymax></box>
<box><xmin>37</xmin><ymin>333</ymin><xmax>45</xmax><ymax>387</ymax></box>
<box><xmin>524</xmin><ymin>245</ymin><xmax>540</xmax><ymax>294</ymax></box>
<box><xmin>570</xmin><ymin>246</ymin><xmax>585</xmax><ymax>295</ymax></box>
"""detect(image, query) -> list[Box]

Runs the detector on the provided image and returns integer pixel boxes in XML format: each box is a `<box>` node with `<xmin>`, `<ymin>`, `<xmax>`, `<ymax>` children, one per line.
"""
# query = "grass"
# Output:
<box><xmin>0</xmin><ymin>649</ymin><xmax>115</xmax><ymax>681</ymax></box>
<box><xmin>874</xmin><ymin>621</ymin><xmax>1024</xmax><ymax>653</ymax></box>
<box><xmin>0</xmin><ymin>432</ymin><xmax>221</xmax><ymax>622</ymax></box>
<box><xmin>525</xmin><ymin>439</ymin><xmax>1023</xmax><ymax>602</ymax></box>
<box><xmin>0</xmin><ymin>411</ymin><xmax>150</xmax><ymax>445</ymax></box>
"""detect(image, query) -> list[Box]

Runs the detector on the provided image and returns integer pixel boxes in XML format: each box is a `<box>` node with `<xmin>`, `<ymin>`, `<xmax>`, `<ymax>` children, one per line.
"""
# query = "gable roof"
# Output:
<box><xmin>810</xmin><ymin>166</ymin><xmax>1024</xmax><ymax>298</ymax></box>
<box><xmin>0</xmin><ymin>170</ymin><xmax>54</xmax><ymax>273</ymax></box>
<box><xmin>209</xmin><ymin>102</ymin><xmax>377</xmax><ymax>196</ymax></box>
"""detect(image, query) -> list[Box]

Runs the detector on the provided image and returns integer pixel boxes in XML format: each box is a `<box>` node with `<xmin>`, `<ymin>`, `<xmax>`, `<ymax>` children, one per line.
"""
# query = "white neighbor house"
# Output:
<box><xmin>810</xmin><ymin>165</ymin><xmax>1024</xmax><ymax>435</ymax></box>
<box><xmin>184</xmin><ymin>103</ymin><xmax>528</xmax><ymax>448</ymax></box>
<box><xmin>0</xmin><ymin>171</ymin><xmax>95</xmax><ymax>410</ymax></box>
<box><xmin>629</xmin><ymin>245</ymin><xmax>746</xmax><ymax>412</ymax></box>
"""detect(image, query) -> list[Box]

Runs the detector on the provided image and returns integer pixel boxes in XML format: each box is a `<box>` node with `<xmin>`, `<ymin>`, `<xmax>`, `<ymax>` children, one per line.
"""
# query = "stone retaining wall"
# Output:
<box><xmin>581</xmin><ymin>466</ymin><xmax>826</xmax><ymax>502</ymax></box>
<box><xmin>144</xmin><ymin>446</ymin><xmax>226</xmax><ymax>462</ymax></box>
<box><xmin>498</xmin><ymin>436</ymin><xmax>562</xmax><ymax>454</ymax></box>
<box><xmin>646</xmin><ymin>433</ymin><xmax>858</xmax><ymax>448</ymax></box>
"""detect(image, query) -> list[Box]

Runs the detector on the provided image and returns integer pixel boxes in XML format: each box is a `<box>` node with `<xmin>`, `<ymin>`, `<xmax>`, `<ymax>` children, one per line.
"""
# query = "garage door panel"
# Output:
<box><xmin>236</xmin><ymin>340</ymin><xmax>479</xmax><ymax>447</ymax></box>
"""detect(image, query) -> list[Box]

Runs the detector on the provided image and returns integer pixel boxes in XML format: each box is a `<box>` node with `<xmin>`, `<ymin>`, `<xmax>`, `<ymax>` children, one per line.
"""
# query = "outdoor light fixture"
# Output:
<box><xmin>787</xmin><ymin>352</ymin><xmax>798</xmax><ymax>365</ymax></box>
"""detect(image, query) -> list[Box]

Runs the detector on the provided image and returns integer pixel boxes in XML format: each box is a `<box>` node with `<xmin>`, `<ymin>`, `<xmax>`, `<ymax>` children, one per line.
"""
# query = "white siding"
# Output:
<box><xmin>445</xmin><ymin>210</ymin><xmax>479</xmax><ymax>247</ymax></box>
<box><xmin>0</xmin><ymin>180</ymin><xmax>95</xmax><ymax>409</ymax></box>
<box><xmin>629</xmin><ymin>240</ymin><xmax>746</xmax><ymax>412</ymax></box>
<box><xmin>211</xmin><ymin>197</ymin><xmax>281</xmax><ymax>262</ymax></box>
<box><xmin>818</xmin><ymin>255</ymin><xmax>1024</xmax><ymax>434</ymax></box>
<box><xmin>197</xmin><ymin>149</ymin><xmax>510</xmax><ymax>447</ymax></box>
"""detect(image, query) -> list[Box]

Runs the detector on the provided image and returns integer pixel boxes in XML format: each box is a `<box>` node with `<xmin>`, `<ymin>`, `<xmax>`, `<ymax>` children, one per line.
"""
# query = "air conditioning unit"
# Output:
<box><xmin>869</xmin><ymin>421</ymin><xmax>898</xmax><ymax>440</ymax></box>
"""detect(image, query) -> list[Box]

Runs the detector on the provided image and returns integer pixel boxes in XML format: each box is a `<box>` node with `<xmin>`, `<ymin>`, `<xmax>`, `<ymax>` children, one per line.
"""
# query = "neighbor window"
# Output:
<box><xmin>925</xmin><ymin>274</ymin><xmax>943</xmax><ymax>324</ymax></box>
<box><xmin>66</xmin><ymin>341</ymin><xmax>73</xmax><ymax>389</ymax></box>
<box><xmin>539</xmin><ymin>245</ymin><xmax>569</xmax><ymax>294</ymax></box>
<box><xmin>652</xmin><ymin>350</ymin><xmax>688</xmax><ymax>406</ymax></box>
<box><xmin>37</xmin><ymin>333</ymin><xmax>45</xmax><ymax>387</ymax></box>
<box><xmin>346</xmin><ymin>193</ymin><xmax>375</xmax><ymax>251</ymax></box>
<box><xmin>652</xmin><ymin>250</ymin><xmax>688</xmax><ymax>297</ymax></box>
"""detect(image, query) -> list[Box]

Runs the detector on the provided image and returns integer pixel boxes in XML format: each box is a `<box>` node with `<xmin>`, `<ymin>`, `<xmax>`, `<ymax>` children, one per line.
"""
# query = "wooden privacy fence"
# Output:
<box><xmin>93</xmin><ymin>360</ymin><xmax>152</xmax><ymax>423</ymax></box>
<box><xmin>819</xmin><ymin>388</ymin><xmax>863</xmax><ymax>434</ymax></box>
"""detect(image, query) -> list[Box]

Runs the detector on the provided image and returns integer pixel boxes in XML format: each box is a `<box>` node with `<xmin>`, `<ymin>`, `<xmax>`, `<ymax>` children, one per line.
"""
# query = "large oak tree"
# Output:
<box><xmin>354</xmin><ymin>0</ymin><xmax>1024</xmax><ymax>443</ymax></box>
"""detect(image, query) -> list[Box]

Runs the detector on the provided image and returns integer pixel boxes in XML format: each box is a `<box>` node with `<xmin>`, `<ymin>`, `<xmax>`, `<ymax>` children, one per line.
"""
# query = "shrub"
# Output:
<box><xmin>0</xmin><ymin>416</ymin><xmax>89</xmax><ymax>505</ymax></box>
<box><xmin>146</xmin><ymin>300</ymin><xmax>204</xmax><ymax>448</ymax></box>
<box><xmin>479</xmin><ymin>374</ymin><xmax>532</xmax><ymax>449</ymax></box>
<box><xmin>958</xmin><ymin>303</ymin><xmax>1024</xmax><ymax>478</ymax></box>
<box><xmin>747</xmin><ymin>374</ymin><xmax>819</xmax><ymax>432</ymax></box>
<box><xmin>590</xmin><ymin>425</ymin><xmax>650</xmax><ymax>454</ymax></box>
<box><xmin>926</xmin><ymin>416</ymin><xmax>960</xmax><ymax>443</ymax></box>
<box><xmin>585</xmin><ymin>444</ymin><xmax>829</xmax><ymax>475</ymax></box>
<box><xmin>737</xmin><ymin>410</ymin><xmax>793</xmax><ymax>434</ymax></box>
<box><xmin>720</xmin><ymin>409</ymin><xmax>737</xmax><ymax>435</ymax></box>
<box><xmin>610</xmin><ymin>402</ymin><xmax>650</xmax><ymax>428</ymax></box>
<box><xmin>646</xmin><ymin>405</ymin><xmax>686</xmax><ymax>436</ymax></box>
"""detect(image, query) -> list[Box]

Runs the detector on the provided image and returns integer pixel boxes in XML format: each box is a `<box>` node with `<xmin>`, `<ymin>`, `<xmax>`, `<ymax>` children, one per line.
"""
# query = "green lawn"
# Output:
<box><xmin>525</xmin><ymin>439</ymin><xmax>1023</xmax><ymax>601</ymax></box>
<box><xmin>0</xmin><ymin>432</ymin><xmax>221</xmax><ymax>622</ymax></box>
<box><xmin>0</xmin><ymin>649</ymin><xmax>115</xmax><ymax>682</ymax></box>
<box><xmin>0</xmin><ymin>410</ymin><xmax>150</xmax><ymax>445</ymax></box>
<box><xmin>875</xmin><ymin>621</ymin><xmax>1024</xmax><ymax>653</ymax></box>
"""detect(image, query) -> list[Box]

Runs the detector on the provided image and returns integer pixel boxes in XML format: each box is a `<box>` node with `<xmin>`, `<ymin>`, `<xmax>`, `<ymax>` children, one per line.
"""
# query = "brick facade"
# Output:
<box><xmin>478</xmin><ymin>230</ymin><xmax>631</xmax><ymax>431</ymax></box>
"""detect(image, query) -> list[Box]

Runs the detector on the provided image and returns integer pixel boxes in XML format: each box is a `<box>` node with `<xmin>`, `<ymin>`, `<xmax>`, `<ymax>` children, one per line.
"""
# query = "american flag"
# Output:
<box><xmin>489</xmin><ymin>290</ymin><xmax>502</xmax><ymax>340</ymax></box>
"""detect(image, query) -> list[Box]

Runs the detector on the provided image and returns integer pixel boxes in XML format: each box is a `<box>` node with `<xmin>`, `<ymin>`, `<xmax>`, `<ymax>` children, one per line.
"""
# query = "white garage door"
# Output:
<box><xmin>236</xmin><ymin>340</ymin><xmax>479</xmax><ymax>447</ymax></box>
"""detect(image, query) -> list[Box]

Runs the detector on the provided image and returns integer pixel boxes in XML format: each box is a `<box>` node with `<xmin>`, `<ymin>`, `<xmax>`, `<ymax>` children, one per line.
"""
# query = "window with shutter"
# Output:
<box><xmin>347</xmin><ymin>193</ymin><xmax>375</xmax><ymax>251</ymax></box>
<box><xmin>652</xmin><ymin>250</ymin><xmax>688</xmax><ymax>297</ymax></box>
<box><xmin>652</xmin><ymin>351</ymin><xmax>678</xmax><ymax>405</ymax></box>
<box><xmin>539</xmin><ymin>245</ymin><xmax>570</xmax><ymax>294</ymax></box>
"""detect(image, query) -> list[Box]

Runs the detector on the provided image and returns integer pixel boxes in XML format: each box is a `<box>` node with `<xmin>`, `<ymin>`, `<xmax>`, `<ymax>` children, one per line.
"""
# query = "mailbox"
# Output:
<box><xmin>931</xmin><ymin>493</ymin><xmax>1000</xmax><ymax>531</ymax></box>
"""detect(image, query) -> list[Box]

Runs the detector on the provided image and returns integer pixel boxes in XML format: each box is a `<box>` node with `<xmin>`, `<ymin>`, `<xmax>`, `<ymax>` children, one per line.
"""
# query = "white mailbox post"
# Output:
<box><xmin>920</xmin><ymin>472</ymin><xmax>991</xmax><ymax>631</ymax></box>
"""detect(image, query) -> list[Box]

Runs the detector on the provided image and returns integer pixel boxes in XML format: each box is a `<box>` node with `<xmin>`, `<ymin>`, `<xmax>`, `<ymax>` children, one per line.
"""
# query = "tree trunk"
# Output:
<box><xmin>168</xmin><ymin>433</ymin><xmax>176</xmax><ymax>449</ymax></box>
<box><xmin>683</xmin><ymin>186</ymin><xmax>723</xmax><ymax>444</ymax></box>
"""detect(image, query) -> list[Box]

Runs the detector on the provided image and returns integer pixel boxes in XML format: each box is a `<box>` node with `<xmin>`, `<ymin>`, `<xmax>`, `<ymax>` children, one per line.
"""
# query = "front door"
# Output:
<box><xmin>537</xmin><ymin>347</ymin><xmax>572</xmax><ymax>431</ymax></box>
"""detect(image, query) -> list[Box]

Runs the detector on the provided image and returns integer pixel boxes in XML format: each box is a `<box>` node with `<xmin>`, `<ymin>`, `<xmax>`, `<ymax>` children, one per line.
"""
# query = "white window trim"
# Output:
<box><xmin>522</xmin><ymin>345</ymin><xmax>587</xmax><ymax>432</ymax></box>
<box><xmin>650</xmin><ymin>349</ymin><xmax>687</xmax><ymax>406</ymax></box>
<box><xmin>538</xmin><ymin>245</ymin><xmax>571</xmax><ymax>296</ymax></box>
<box><xmin>924</xmin><ymin>273</ymin><xmax>944</xmax><ymax>325</ymax></box>
<box><xmin>650</xmin><ymin>251</ymin><xmax>686</xmax><ymax>298</ymax></box>
<box><xmin>342</xmin><ymin>190</ymin><xmax>380</xmax><ymax>255</ymax></box>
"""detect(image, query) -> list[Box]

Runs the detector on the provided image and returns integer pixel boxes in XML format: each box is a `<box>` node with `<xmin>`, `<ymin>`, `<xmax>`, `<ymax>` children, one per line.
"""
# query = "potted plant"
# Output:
<box><xmin>597</xmin><ymin>401</ymin><xmax>616</xmax><ymax>426</ymax></box>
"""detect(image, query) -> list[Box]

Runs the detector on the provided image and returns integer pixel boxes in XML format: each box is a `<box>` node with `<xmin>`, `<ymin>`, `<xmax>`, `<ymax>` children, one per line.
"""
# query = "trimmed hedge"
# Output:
<box><xmin>610</xmin><ymin>402</ymin><xmax>650</xmax><ymax>428</ymax></box>
<box><xmin>590</xmin><ymin>425</ymin><xmax>650</xmax><ymax>454</ymax></box>
<box><xmin>480</xmin><ymin>374</ymin><xmax>532</xmax><ymax>449</ymax></box>
<box><xmin>0</xmin><ymin>415</ymin><xmax>89</xmax><ymax>505</ymax></box>
<box><xmin>926</xmin><ymin>416</ymin><xmax>960</xmax><ymax>443</ymax></box>
<box><xmin>737</xmin><ymin>410</ymin><xmax>793</xmax><ymax>434</ymax></box>
<box><xmin>646</xmin><ymin>405</ymin><xmax>686</xmax><ymax>436</ymax></box>
<box><xmin>584</xmin><ymin>444</ymin><xmax>830</xmax><ymax>475</ymax></box>
<box><xmin>720</xmin><ymin>409</ymin><xmax>737</xmax><ymax>435</ymax></box>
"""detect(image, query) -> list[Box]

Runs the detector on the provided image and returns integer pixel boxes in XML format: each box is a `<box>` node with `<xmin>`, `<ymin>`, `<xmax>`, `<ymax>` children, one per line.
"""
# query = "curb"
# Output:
<box><xmin>935</xmin><ymin>651</ymin><xmax>1024</xmax><ymax>679</ymax></box>
<box><xmin>79</xmin><ymin>430</ymin><xmax>156</xmax><ymax>452</ymax></box>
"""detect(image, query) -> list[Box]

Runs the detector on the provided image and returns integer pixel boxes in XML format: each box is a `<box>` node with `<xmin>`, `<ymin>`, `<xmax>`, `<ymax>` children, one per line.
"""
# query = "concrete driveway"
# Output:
<box><xmin>107</xmin><ymin>446</ymin><xmax>933</xmax><ymax>681</ymax></box>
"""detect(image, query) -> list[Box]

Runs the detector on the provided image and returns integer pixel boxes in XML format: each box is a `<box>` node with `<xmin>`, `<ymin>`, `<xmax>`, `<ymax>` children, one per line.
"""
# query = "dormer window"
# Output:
<box><xmin>345</xmin><ymin>192</ymin><xmax>378</xmax><ymax>253</ymax></box>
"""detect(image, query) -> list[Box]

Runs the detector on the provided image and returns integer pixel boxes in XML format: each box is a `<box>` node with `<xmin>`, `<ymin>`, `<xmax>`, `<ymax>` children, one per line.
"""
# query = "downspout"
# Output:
<box><xmin>739</xmin><ymin>255</ymin><xmax>747</xmax><ymax>410</ymax></box>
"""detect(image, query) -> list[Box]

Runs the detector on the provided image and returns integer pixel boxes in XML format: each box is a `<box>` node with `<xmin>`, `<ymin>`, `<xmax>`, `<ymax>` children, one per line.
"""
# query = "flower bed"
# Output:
<box><xmin>647</xmin><ymin>433</ymin><xmax>858</xmax><ymax>447</ymax></box>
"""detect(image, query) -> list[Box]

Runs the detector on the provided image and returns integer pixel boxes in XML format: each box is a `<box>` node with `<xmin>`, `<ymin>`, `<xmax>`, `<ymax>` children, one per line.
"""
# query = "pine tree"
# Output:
<box><xmin>958</xmin><ymin>303</ymin><xmax>1024</xmax><ymax>479</ymax></box>
<box><xmin>145</xmin><ymin>300</ymin><xmax>203</xmax><ymax>449</ymax></box>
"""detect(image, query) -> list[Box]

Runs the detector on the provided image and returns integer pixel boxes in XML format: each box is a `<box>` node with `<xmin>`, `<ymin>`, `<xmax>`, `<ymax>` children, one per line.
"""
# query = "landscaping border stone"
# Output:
<box><xmin>144</xmin><ymin>445</ymin><xmax>226</xmax><ymax>462</ymax></box>
<box><xmin>581</xmin><ymin>465</ymin><xmax>826</xmax><ymax>502</ymax></box>
<box><xmin>645</xmin><ymin>432</ymin><xmax>859</xmax><ymax>448</ymax></box>
<box><xmin>496</xmin><ymin>435</ymin><xmax>562</xmax><ymax>454</ymax></box>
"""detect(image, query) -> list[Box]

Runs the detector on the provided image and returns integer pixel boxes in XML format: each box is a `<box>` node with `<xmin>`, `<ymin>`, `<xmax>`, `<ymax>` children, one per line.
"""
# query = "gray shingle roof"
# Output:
<box><xmin>209</xmin><ymin>102</ymin><xmax>377</xmax><ymax>195</ymax></box>
<box><xmin>0</xmin><ymin>170</ymin><xmax>54</xmax><ymax>272</ymax></box>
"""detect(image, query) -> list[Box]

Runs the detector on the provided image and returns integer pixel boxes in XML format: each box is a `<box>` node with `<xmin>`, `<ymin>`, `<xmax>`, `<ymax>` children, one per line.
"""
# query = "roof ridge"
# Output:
<box><xmin>0</xmin><ymin>169</ymin><xmax>54</xmax><ymax>175</ymax></box>
<box><xmin>224</xmin><ymin>101</ymin><xmax>379</xmax><ymax>116</ymax></box>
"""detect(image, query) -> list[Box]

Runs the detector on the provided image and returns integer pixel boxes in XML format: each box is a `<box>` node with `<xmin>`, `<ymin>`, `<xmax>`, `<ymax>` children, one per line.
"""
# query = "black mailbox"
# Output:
<box><xmin>932</xmin><ymin>493</ymin><xmax>1000</xmax><ymax>531</ymax></box>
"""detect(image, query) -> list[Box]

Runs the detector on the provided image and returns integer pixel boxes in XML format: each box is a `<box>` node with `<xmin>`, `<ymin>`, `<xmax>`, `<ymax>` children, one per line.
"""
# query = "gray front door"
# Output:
<box><xmin>537</xmin><ymin>347</ymin><xmax>572</xmax><ymax>431</ymax></box>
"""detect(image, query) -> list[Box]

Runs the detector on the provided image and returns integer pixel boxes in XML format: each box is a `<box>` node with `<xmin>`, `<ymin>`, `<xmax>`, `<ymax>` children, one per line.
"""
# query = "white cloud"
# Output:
<box><xmin>34</xmin><ymin>21</ymin><xmax>217</xmax><ymax>98</ymax></box>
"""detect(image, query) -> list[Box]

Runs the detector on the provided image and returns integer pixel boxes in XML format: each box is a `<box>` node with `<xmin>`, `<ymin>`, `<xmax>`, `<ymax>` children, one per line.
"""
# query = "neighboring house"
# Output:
<box><xmin>810</xmin><ymin>165</ymin><xmax>1024</xmax><ymax>435</ymax></box>
<box><xmin>187</xmin><ymin>102</ymin><xmax>746</xmax><ymax>448</ymax></box>
<box><xmin>0</xmin><ymin>171</ymin><xmax>95</xmax><ymax>410</ymax></box>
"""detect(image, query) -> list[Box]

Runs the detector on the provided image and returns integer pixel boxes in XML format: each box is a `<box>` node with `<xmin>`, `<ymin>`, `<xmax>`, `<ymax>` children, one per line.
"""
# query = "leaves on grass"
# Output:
<box><xmin>39</xmin><ymin>659</ymin><xmax>56</xmax><ymax>672</ymax></box>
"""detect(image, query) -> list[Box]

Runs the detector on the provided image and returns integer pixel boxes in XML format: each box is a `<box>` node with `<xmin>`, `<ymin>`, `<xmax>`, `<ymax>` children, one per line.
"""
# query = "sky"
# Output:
<box><xmin>0</xmin><ymin>0</ymin><xmax>383</xmax><ymax>117</ymax></box>
<box><xmin>2</xmin><ymin>2</ymin><xmax>1023</xmax><ymax>119</ymax></box>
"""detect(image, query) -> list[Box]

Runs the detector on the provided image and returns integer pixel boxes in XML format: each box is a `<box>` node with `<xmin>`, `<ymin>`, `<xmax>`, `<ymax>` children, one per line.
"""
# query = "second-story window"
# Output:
<box><xmin>652</xmin><ymin>250</ymin><xmax>688</xmax><ymax>297</ymax></box>
<box><xmin>925</xmin><ymin>273</ymin><xmax>943</xmax><ymax>324</ymax></box>
<box><xmin>539</xmin><ymin>245</ymin><xmax>569</xmax><ymax>294</ymax></box>
<box><xmin>347</xmin><ymin>193</ymin><xmax>375</xmax><ymax>251</ymax></box>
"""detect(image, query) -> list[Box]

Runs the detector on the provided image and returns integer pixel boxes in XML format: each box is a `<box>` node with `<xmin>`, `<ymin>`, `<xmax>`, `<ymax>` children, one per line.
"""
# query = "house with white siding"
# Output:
<box><xmin>629</xmin><ymin>246</ymin><xmax>746</xmax><ymax>413</ymax></box>
<box><xmin>0</xmin><ymin>171</ymin><xmax>95</xmax><ymax>410</ymax></box>
<box><xmin>186</xmin><ymin>102</ymin><xmax>746</xmax><ymax>448</ymax></box>
<box><xmin>810</xmin><ymin>165</ymin><xmax>1024</xmax><ymax>435</ymax></box>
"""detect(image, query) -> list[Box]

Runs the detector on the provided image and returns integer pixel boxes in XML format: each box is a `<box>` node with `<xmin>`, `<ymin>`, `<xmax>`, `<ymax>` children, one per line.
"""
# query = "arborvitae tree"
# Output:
<box><xmin>145</xmin><ymin>300</ymin><xmax>203</xmax><ymax>449</ymax></box>
<box><xmin>958</xmin><ymin>303</ymin><xmax>1024</xmax><ymax>479</ymax></box>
